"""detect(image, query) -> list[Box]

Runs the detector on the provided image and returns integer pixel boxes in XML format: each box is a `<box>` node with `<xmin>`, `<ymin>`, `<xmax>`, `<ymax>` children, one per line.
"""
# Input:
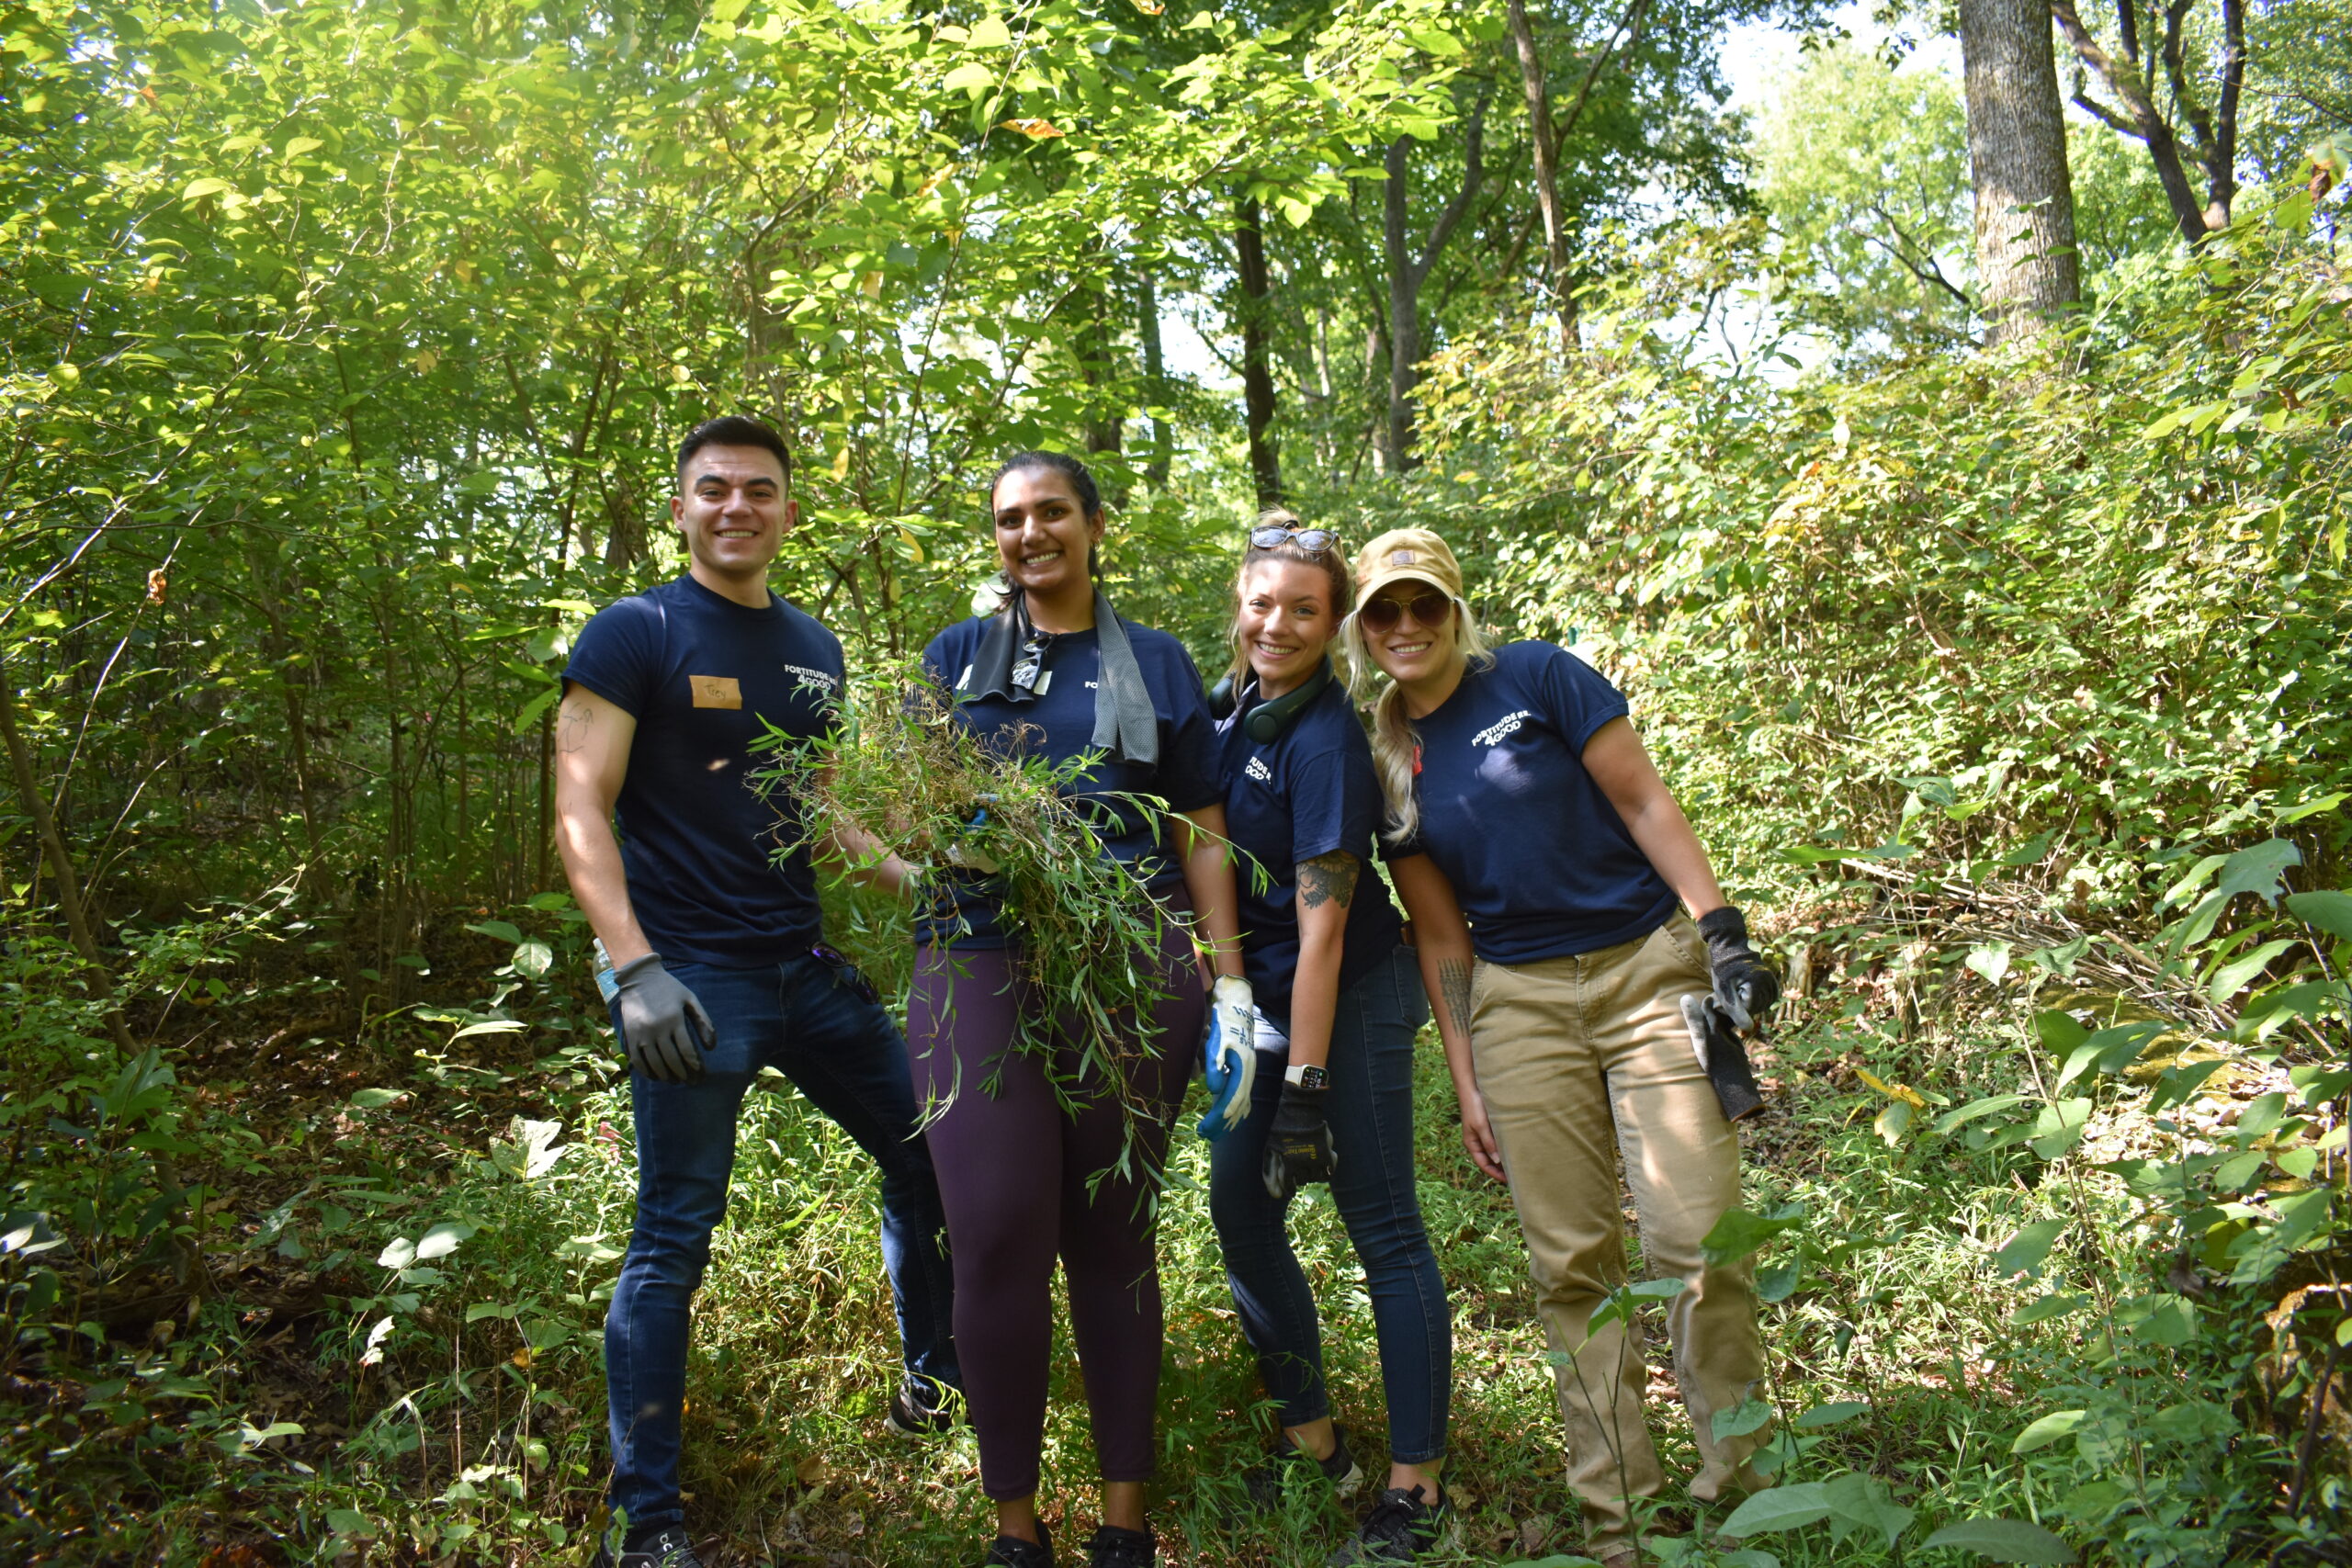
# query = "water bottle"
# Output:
<box><xmin>592</xmin><ymin>937</ymin><xmax>619</xmax><ymax>1003</ymax></box>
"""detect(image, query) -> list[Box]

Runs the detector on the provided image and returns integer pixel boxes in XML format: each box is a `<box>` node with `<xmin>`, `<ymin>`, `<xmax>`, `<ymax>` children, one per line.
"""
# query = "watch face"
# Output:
<box><xmin>1295</xmin><ymin>1065</ymin><xmax>1329</xmax><ymax>1090</ymax></box>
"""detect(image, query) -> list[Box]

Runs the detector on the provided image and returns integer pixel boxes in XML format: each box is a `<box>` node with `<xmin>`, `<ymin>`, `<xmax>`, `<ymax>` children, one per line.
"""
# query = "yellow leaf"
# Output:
<box><xmin>830</xmin><ymin>446</ymin><xmax>851</xmax><ymax>479</ymax></box>
<box><xmin>413</xmin><ymin>348</ymin><xmax>440</xmax><ymax>375</ymax></box>
<box><xmin>898</xmin><ymin>525</ymin><xmax>925</xmax><ymax>563</ymax></box>
<box><xmin>1855</xmin><ymin>1067</ymin><xmax>1927</xmax><ymax>1110</ymax></box>
<box><xmin>510</xmin><ymin>1346</ymin><xmax>533</xmax><ymax>1369</ymax></box>
<box><xmin>859</xmin><ymin>269</ymin><xmax>884</xmax><ymax>299</ymax></box>
<box><xmin>1000</xmin><ymin>118</ymin><xmax>1065</xmax><ymax>139</ymax></box>
<box><xmin>1129</xmin><ymin>0</ymin><xmax>1165</xmax><ymax>10</ymax></box>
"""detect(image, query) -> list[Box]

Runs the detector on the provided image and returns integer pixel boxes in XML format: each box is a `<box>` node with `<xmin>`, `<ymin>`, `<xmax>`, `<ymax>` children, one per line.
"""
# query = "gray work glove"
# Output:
<box><xmin>612</xmin><ymin>953</ymin><xmax>714</xmax><ymax>1084</ymax></box>
<box><xmin>1696</xmin><ymin>905</ymin><xmax>1781</xmax><ymax>1030</ymax></box>
<box><xmin>1681</xmin><ymin>993</ymin><xmax>1767</xmax><ymax>1122</ymax></box>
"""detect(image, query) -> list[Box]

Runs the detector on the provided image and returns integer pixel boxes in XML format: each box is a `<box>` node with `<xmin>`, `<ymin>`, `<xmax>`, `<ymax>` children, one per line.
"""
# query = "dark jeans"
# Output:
<box><xmin>605</xmin><ymin>953</ymin><xmax>957</xmax><ymax>1533</ymax></box>
<box><xmin>905</xmin><ymin>915</ymin><xmax>1205</xmax><ymax>1500</ymax></box>
<box><xmin>1207</xmin><ymin>943</ymin><xmax>1452</xmax><ymax>1463</ymax></box>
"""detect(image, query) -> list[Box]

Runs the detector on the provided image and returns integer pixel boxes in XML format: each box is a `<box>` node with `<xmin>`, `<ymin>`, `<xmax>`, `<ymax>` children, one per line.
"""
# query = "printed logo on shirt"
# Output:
<box><xmin>689</xmin><ymin>675</ymin><xmax>743</xmax><ymax>710</ymax></box>
<box><xmin>782</xmin><ymin>664</ymin><xmax>840</xmax><ymax>694</ymax></box>
<box><xmin>1244</xmin><ymin>756</ymin><xmax>1272</xmax><ymax>784</ymax></box>
<box><xmin>1473</xmin><ymin>709</ymin><xmax>1533</xmax><ymax>747</ymax></box>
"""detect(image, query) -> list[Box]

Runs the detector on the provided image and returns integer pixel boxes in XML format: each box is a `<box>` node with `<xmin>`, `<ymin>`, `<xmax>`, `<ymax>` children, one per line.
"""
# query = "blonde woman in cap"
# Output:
<box><xmin>1337</xmin><ymin>529</ymin><xmax>1781</xmax><ymax>1567</ymax></box>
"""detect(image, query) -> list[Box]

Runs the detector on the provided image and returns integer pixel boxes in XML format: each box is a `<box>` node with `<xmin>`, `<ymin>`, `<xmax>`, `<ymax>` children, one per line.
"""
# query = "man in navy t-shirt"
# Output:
<box><xmin>556</xmin><ymin>416</ymin><xmax>957</xmax><ymax>1568</ymax></box>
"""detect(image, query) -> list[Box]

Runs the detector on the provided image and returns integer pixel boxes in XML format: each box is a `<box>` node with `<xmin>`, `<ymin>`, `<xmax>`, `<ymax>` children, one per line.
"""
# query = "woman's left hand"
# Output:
<box><xmin>1261</xmin><ymin>1086</ymin><xmax>1336</xmax><ymax>1199</ymax></box>
<box><xmin>1457</xmin><ymin>1082</ymin><xmax>1507</xmax><ymax>1183</ymax></box>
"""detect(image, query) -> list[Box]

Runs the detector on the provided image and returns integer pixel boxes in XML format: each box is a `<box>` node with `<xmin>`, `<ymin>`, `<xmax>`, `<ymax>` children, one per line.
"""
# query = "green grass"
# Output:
<box><xmin>1</xmin><ymin>928</ymin><xmax>2333</xmax><ymax>1566</ymax></box>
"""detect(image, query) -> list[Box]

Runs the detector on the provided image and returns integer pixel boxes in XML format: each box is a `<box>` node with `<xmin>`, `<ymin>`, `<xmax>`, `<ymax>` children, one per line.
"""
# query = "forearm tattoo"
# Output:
<box><xmin>1437</xmin><ymin>956</ymin><xmax>1475</xmax><ymax>1035</ymax></box>
<box><xmin>1296</xmin><ymin>850</ymin><xmax>1360</xmax><ymax>910</ymax></box>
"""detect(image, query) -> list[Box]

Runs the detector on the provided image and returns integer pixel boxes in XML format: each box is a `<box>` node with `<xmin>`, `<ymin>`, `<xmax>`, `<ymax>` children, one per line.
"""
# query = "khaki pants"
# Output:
<box><xmin>1470</xmin><ymin>914</ymin><xmax>1767</xmax><ymax>1551</ymax></box>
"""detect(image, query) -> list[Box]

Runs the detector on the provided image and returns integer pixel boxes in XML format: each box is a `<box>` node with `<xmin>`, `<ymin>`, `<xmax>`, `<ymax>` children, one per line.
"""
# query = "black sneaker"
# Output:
<box><xmin>589</xmin><ymin>1524</ymin><xmax>705</xmax><ymax>1568</ymax></box>
<box><xmin>887</xmin><ymin>1377</ymin><xmax>959</xmax><ymax>1438</ymax></box>
<box><xmin>1083</xmin><ymin>1525</ymin><xmax>1155</xmax><ymax>1568</ymax></box>
<box><xmin>1327</xmin><ymin>1484</ymin><xmax>1450</xmax><ymax>1564</ymax></box>
<box><xmin>981</xmin><ymin>1519</ymin><xmax>1055</xmax><ymax>1568</ymax></box>
<box><xmin>1241</xmin><ymin>1423</ymin><xmax>1363</xmax><ymax>1510</ymax></box>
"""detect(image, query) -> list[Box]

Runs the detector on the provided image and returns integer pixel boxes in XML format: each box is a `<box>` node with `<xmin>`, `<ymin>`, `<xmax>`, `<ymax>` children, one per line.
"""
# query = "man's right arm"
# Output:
<box><xmin>554</xmin><ymin>682</ymin><xmax>650</xmax><ymax>965</ymax></box>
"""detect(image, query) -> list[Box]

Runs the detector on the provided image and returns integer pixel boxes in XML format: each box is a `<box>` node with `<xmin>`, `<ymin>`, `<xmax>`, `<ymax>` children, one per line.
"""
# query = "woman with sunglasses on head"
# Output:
<box><xmin>909</xmin><ymin>452</ymin><xmax>1249</xmax><ymax>1568</ymax></box>
<box><xmin>1204</xmin><ymin>513</ymin><xmax>1455</xmax><ymax>1567</ymax></box>
<box><xmin>1338</xmin><ymin>530</ymin><xmax>1781</xmax><ymax>1568</ymax></box>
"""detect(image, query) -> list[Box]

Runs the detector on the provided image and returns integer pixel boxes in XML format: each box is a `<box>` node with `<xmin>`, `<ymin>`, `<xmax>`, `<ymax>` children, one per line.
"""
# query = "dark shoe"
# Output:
<box><xmin>589</xmin><ymin>1524</ymin><xmax>706</xmax><ymax>1568</ymax></box>
<box><xmin>1327</xmin><ymin>1484</ymin><xmax>1451</xmax><ymax>1564</ymax></box>
<box><xmin>1082</xmin><ymin>1525</ymin><xmax>1155</xmax><ymax>1568</ymax></box>
<box><xmin>887</xmin><ymin>1377</ymin><xmax>959</xmax><ymax>1438</ymax></box>
<box><xmin>1241</xmin><ymin>1423</ymin><xmax>1363</xmax><ymax>1510</ymax></box>
<box><xmin>981</xmin><ymin>1520</ymin><xmax>1055</xmax><ymax>1568</ymax></box>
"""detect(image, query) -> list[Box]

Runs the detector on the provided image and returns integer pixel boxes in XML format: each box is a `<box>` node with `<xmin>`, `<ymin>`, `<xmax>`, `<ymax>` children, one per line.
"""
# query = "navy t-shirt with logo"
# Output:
<box><xmin>919</xmin><ymin>613</ymin><xmax>1224</xmax><ymax>948</ymax></box>
<box><xmin>1219</xmin><ymin>673</ymin><xmax>1405</xmax><ymax>1033</ymax></box>
<box><xmin>562</xmin><ymin>575</ymin><xmax>842</xmax><ymax>969</ymax></box>
<box><xmin>1388</xmin><ymin>640</ymin><xmax>1677</xmax><ymax>965</ymax></box>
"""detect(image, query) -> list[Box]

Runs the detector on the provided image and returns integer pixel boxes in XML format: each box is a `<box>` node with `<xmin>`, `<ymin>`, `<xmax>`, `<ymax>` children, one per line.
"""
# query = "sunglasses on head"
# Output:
<box><xmin>1358</xmin><ymin>588</ymin><xmax>1453</xmax><ymax>633</ymax></box>
<box><xmin>1250</xmin><ymin>524</ymin><xmax>1339</xmax><ymax>555</ymax></box>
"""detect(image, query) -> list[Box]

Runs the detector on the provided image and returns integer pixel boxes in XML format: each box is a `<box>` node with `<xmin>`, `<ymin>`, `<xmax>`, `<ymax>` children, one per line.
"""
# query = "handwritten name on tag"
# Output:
<box><xmin>689</xmin><ymin>675</ymin><xmax>742</xmax><ymax>710</ymax></box>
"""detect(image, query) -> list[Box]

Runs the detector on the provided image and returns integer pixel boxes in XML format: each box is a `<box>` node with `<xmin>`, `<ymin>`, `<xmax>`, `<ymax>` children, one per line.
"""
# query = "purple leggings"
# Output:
<box><xmin>907</xmin><ymin>917</ymin><xmax>1205</xmax><ymax>1500</ymax></box>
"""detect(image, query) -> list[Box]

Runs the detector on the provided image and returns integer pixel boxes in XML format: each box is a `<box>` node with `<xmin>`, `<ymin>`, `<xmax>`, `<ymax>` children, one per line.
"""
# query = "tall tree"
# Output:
<box><xmin>2049</xmin><ymin>0</ymin><xmax>2246</xmax><ymax>244</ymax></box>
<box><xmin>1957</xmin><ymin>0</ymin><xmax>2083</xmax><ymax>338</ymax></box>
<box><xmin>1383</xmin><ymin>89</ymin><xmax>1491</xmax><ymax>471</ymax></box>
<box><xmin>1236</xmin><ymin>193</ymin><xmax>1284</xmax><ymax>507</ymax></box>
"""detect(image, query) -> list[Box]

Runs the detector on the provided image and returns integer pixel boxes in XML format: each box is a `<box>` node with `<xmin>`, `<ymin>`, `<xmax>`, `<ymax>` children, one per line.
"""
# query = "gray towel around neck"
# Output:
<box><xmin>963</xmin><ymin>586</ymin><xmax>1159</xmax><ymax>769</ymax></box>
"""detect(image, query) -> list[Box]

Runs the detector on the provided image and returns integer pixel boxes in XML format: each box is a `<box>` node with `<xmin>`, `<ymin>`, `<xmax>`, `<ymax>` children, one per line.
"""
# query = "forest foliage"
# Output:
<box><xmin>3</xmin><ymin>0</ymin><xmax>2350</xmax><ymax>1563</ymax></box>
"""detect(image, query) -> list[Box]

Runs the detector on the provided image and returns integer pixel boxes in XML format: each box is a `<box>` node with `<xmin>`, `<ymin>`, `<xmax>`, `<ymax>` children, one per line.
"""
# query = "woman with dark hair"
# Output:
<box><xmin>907</xmin><ymin>452</ymin><xmax>1250</xmax><ymax>1568</ymax></box>
<box><xmin>1204</xmin><ymin>513</ymin><xmax>1458</xmax><ymax>1567</ymax></box>
<box><xmin>1339</xmin><ymin>527</ymin><xmax>1781</xmax><ymax>1568</ymax></box>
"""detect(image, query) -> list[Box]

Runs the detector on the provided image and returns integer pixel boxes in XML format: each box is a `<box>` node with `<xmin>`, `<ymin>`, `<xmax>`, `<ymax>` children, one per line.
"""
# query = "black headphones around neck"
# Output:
<box><xmin>1209</xmin><ymin>658</ymin><xmax>1334</xmax><ymax>744</ymax></box>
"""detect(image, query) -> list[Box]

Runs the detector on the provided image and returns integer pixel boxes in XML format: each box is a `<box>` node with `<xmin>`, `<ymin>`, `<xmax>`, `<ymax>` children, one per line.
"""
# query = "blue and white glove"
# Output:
<box><xmin>1196</xmin><ymin>975</ymin><xmax>1257</xmax><ymax>1140</ymax></box>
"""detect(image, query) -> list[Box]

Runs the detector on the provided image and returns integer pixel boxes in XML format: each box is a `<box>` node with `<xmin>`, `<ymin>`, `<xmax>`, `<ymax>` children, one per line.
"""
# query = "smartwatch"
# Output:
<box><xmin>1284</xmin><ymin>1063</ymin><xmax>1329</xmax><ymax>1090</ymax></box>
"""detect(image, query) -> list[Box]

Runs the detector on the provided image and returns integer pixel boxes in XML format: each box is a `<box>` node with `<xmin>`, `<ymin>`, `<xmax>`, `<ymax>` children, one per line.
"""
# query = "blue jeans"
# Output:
<box><xmin>1207</xmin><ymin>944</ymin><xmax>1452</xmax><ymax>1463</ymax></box>
<box><xmin>605</xmin><ymin>953</ymin><xmax>958</xmax><ymax>1532</ymax></box>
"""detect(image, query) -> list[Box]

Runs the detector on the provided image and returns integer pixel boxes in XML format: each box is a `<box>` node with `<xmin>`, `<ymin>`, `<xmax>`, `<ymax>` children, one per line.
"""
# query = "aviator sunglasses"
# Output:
<box><xmin>1250</xmin><ymin>524</ymin><xmax>1339</xmax><ymax>555</ymax></box>
<box><xmin>1357</xmin><ymin>587</ymin><xmax>1453</xmax><ymax>633</ymax></box>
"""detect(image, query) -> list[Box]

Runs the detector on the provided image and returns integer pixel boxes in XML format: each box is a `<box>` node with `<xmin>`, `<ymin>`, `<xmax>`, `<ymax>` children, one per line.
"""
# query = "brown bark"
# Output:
<box><xmin>1383</xmin><ymin>89</ymin><xmax>1489</xmax><ymax>472</ymax></box>
<box><xmin>1959</xmin><ymin>0</ymin><xmax>2083</xmax><ymax>340</ymax></box>
<box><xmin>2049</xmin><ymin>0</ymin><xmax>2243</xmax><ymax>244</ymax></box>
<box><xmin>1235</xmin><ymin>194</ymin><xmax>1283</xmax><ymax>508</ymax></box>
<box><xmin>1505</xmin><ymin>0</ymin><xmax>1576</xmax><ymax>335</ymax></box>
<box><xmin>1138</xmin><ymin>273</ymin><xmax>1171</xmax><ymax>490</ymax></box>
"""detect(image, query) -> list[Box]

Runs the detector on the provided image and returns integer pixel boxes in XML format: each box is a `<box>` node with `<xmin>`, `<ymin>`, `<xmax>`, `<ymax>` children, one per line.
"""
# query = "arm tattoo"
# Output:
<box><xmin>558</xmin><ymin>697</ymin><xmax>593</xmax><ymax>755</ymax></box>
<box><xmin>1437</xmin><ymin>956</ymin><xmax>1475</xmax><ymax>1034</ymax></box>
<box><xmin>1296</xmin><ymin>850</ymin><xmax>1360</xmax><ymax>910</ymax></box>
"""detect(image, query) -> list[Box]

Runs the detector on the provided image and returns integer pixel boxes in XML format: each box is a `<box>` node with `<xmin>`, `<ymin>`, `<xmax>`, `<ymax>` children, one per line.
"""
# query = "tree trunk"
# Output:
<box><xmin>1235</xmin><ymin>194</ymin><xmax>1283</xmax><ymax>508</ymax></box>
<box><xmin>1959</xmin><ymin>0</ymin><xmax>2082</xmax><ymax>340</ymax></box>
<box><xmin>1381</xmin><ymin>95</ymin><xmax>1488</xmax><ymax>473</ymax></box>
<box><xmin>2048</xmin><ymin>0</ymin><xmax>2212</xmax><ymax>245</ymax></box>
<box><xmin>1505</xmin><ymin>0</ymin><xmax>1577</xmax><ymax>338</ymax></box>
<box><xmin>1138</xmin><ymin>272</ymin><xmax>1171</xmax><ymax>490</ymax></box>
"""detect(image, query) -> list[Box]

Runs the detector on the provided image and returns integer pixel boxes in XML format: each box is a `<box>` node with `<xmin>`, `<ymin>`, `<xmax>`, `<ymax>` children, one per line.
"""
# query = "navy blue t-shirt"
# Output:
<box><xmin>919</xmin><ymin>614</ymin><xmax>1223</xmax><ymax>948</ymax></box>
<box><xmin>1219</xmin><ymin>673</ymin><xmax>1405</xmax><ymax>1032</ymax></box>
<box><xmin>562</xmin><ymin>575</ymin><xmax>842</xmax><ymax>969</ymax></box>
<box><xmin>1388</xmin><ymin>641</ymin><xmax>1677</xmax><ymax>965</ymax></box>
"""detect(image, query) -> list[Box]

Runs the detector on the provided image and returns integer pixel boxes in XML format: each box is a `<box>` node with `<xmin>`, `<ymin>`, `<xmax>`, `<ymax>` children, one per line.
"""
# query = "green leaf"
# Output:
<box><xmin>1796</xmin><ymin>1401</ymin><xmax>1869</xmax><ymax>1429</ymax></box>
<box><xmin>325</xmin><ymin>1508</ymin><xmax>375</xmax><ymax>1538</ymax></box>
<box><xmin>1823</xmin><ymin>1469</ymin><xmax>1914</xmax><ymax>1549</ymax></box>
<box><xmin>2285</xmin><ymin>890</ymin><xmax>2352</xmax><ymax>943</ymax></box>
<box><xmin>1699</xmin><ymin>1203</ymin><xmax>1805</xmax><ymax>1269</ymax></box>
<box><xmin>2214</xmin><ymin>840</ymin><xmax>2301</xmax><ymax>906</ymax></box>
<box><xmin>180</xmin><ymin>176</ymin><xmax>236</xmax><ymax>201</ymax></box>
<box><xmin>1935</xmin><ymin>1094</ymin><xmax>2029</xmax><ymax>1134</ymax></box>
<box><xmin>2011</xmin><ymin>1292</ymin><xmax>2088</xmax><ymax>1325</ymax></box>
<box><xmin>2276</xmin><ymin>792</ymin><xmax>2347</xmax><ymax>825</ymax></box>
<box><xmin>1921</xmin><ymin>1517</ymin><xmax>2075</xmax><ymax>1562</ymax></box>
<box><xmin>413</xmin><ymin>1221</ymin><xmax>475</xmax><ymax>1261</ymax></box>
<box><xmin>2009</xmin><ymin>1409</ymin><xmax>2087</xmax><ymax>1454</ymax></box>
<box><xmin>1712</xmin><ymin>1396</ymin><xmax>1774</xmax><ymax>1440</ymax></box>
<box><xmin>1995</xmin><ymin>1219</ymin><xmax>2066</xmax><ymax>1277</ymax></box>
<box><xmin>1721</xmin><ymin>1483</ymin><xmax>1832</xmax><ymax>1535</ymax></box>
<box><xmin>512</xmin><ymin>940</ymin><xmax>554</xmax><ymax>978</ymax></box>
<box><xmin>2208</xmin><ymin>938</ymin><xmax>2298</xmax><ymax>1002</ymax></box>
<box><xmin>349</xmin><ymin>1088</ymin><xmax>408</xmax><ymax>1110</ymax></box>
<box><xmin>466</xmin><ymin>919</ymin><xmax>524</xmax><ymax>944</ymax></box>
<box><xmin>2032</xmin><ymin>1010</ymin><xmax>2087</xmax><ymax>1055</ymax></box>
<box><xmin>1755</xmin><ymin>1258</ymin><xmax>1803</xmax><ymax>1303</ymax></box>
<box><xmin>967</xmin><ymin>15</ymin><xmax>1012</xmax><ymax>48</ymax></box>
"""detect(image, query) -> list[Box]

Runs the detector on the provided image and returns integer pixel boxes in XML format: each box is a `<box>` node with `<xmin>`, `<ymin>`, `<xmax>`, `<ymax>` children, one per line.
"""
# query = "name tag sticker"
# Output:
<box><xmin>689</xmin><ymin>675</ymin><xmax>742</xmax><ymax>710</ymax></box>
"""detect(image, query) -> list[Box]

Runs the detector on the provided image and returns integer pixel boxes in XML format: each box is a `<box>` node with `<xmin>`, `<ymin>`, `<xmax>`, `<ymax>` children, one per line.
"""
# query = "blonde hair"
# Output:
<box><xmin>1340</xmin><ymin>579</ymin><xmax>1496</xmax><ymax>847</ymax></box>
<box><xmin>1223</xmin><ymin>508</ymin><xmax>1353</xmax><ymax>684</ymax></box>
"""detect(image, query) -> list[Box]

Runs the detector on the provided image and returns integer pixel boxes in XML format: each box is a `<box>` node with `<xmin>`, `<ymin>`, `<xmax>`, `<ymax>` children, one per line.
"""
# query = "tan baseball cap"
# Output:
<box><xmin>1353</xmin><ymin>527</ymin><xmax>1464</xmax><ymax>604</ymax></box>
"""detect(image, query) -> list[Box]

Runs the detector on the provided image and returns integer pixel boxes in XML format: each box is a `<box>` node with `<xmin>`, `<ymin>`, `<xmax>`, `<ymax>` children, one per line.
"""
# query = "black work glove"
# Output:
<box><xmin>1680</xmin><ymin>993</ymin><xmax>1767</xmax><ymax>1122</ymax></box>
<box><xmin>1696</xmin><ymin>906</ymin><xmax>1781</xmax><ymax>1031</ymax></box>
<box><xmin>612</xmin><ymin>953</ymin><xmax>714</xmax><ymax>1084</ymax></box>
<box><xmin>1261</xmin><ymin>1085</ymin><xmax>1336</xmax><ymax>1201</ymax></box>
